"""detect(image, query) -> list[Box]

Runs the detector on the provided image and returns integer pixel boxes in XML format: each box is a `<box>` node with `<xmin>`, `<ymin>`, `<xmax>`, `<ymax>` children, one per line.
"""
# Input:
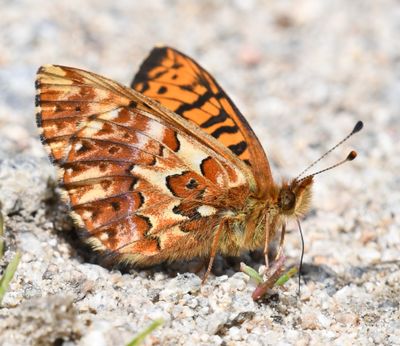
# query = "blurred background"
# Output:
<box><xmin>1</xmin><ymin>1</ymin><xmax>399</xmax><ymax>344</ymax></box>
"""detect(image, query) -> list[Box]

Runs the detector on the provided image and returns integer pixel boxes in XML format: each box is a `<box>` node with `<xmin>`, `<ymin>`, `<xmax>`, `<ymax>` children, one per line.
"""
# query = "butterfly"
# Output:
<box><xmin>35</xmin><ymin>47</ymin><xmax>361</xmax><ymax>286</ymax></box>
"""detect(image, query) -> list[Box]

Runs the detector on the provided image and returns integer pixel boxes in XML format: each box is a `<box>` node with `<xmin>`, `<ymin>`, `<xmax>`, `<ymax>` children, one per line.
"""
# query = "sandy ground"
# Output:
<box><xmin>0</xmin><ymin>1</ymin><xmax>399</xmax><ymax>345</ymax></box>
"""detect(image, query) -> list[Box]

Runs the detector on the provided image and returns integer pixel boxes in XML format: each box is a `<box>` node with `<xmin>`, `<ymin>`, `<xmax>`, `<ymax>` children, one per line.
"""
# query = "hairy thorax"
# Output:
<box><xmin>218</xmin><ymin>196</ymin><xmax>272</xmax><ymax>256</ymax></box>
<box><xmin>218</xmin><ymin>176</ymin><xmax>313</xmax><ymax>258</ymax></box>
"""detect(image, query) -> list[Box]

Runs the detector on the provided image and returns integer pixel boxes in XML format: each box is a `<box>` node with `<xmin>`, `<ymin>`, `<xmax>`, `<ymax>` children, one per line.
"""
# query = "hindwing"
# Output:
<box><xmin>36</xmin><ymin>65</ymin><xmax>251</xmax><ymax>264</ymax></box>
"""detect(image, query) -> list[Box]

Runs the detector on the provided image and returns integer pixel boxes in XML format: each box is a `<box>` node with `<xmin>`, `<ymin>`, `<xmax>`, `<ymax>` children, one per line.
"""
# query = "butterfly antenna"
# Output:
<box><xmin>295</xmin><ymin>120</ymin><xmax>363</xmax><ymax>181</ymax></box>
<box><xmin>296</xmin><ymin>218</ymin><xmax>304</xmax><ymax>296</ymax></box>
<box><xmin>297</xmin><ymin>150</ymin><xmax>357</xmax><ymax>183</ymax></box>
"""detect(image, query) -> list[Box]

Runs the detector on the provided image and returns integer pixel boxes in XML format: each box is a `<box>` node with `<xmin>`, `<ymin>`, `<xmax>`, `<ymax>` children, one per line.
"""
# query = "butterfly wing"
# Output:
<box><xmin>132</xmin><ymin>46</ymin><xmax>273</xmax><ymax>196</ymax></box>
<box><xmin>36</xmin><ymin>65</ymin><xmax>250</xmax><ymax>264</ymax></box>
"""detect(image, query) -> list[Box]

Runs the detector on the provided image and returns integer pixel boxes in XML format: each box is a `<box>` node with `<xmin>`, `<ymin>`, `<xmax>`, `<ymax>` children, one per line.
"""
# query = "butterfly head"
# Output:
<box><xmin>277</xmin><ymin>176</ymin><xmax>313</xmax><ymax>218</ymax></box>
<box><xmin>276</xmin><ymin>121</ymin><xmax>364</xmax><ymax>219</ymax></box>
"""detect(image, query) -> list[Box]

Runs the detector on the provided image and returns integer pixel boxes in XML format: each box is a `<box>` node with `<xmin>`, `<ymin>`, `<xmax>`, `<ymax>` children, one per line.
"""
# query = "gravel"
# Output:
<box><xmin>0</xmin><ymin>1</ymin><xmax>399</xmax><ymax>345</ymax></box>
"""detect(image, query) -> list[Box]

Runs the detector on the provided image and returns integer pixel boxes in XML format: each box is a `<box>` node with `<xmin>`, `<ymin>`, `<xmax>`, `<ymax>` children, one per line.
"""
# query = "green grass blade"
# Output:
<box><xmin>0</xmin><ymin>251</ymin><xmax>21</xmax><ymax>305</ymax></box>
<box><xmin>0</xmin><ymin>212</ymin><xmax>4</xmax><ymax>257</ymax></box>
<box><xmin>126</xmin><ymin>319</ymin><xmax>164</xmax><ymax>346</ymax></box>
<box><xmin>240</xmin><ymin>262</ymin><xmax>263</xmax><ymax>284</ymax></box>
<box><xmin>275</xmin><ymin>267</ymin><xmax>298</xmax><ymax>286</ymax></box>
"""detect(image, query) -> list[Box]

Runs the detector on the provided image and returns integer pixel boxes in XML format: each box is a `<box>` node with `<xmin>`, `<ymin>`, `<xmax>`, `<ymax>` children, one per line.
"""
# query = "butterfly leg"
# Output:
<box><xmin>263</xmin><ymin>215</ymin><xmax>277</xmax><ymax>270</ymax></box>
<box><xmin>274</xmin><ymin>223</ymin><xmax>286</xmax><ymax>261</ymax></box>
<box><xmin>201</xmin><ymin>221</ymin><xmax>225</xmax><ymax>284</ymax></box>
<box><xmin>263</xmin><ymin>226</ymin><xmax>270</xmax><ymax>270</ymax></box>
<box><xmin>263</xmin><ymin>216</ymin><xmax>283</xmax><ymax>273</ymax></box>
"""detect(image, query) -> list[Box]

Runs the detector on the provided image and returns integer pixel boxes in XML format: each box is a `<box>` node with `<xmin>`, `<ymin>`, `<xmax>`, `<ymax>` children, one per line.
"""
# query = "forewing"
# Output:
<box><xmin>132</xmin><ymin>46</ymin><xmax>273</xmax><ymax>195</ymax></box>
<box><xmin>36</xmin><ymin>65</ymin><xmax>249</xmax><ymax>264</ymax></box>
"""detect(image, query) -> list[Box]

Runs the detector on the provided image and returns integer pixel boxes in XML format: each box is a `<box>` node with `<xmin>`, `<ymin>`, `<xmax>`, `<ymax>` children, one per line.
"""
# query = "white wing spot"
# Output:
<box><xmin>176</xmin><ymin>134</ymin><xmax>209</xmax><ymax>175</ymax></box>
<box><xmin>74</xmin><ymin>142</ymin><xmax>82</xmax><ymax>152</ymax></box>
<box><xmin>81</xmin><ymin>120</ymin><xmax>104</xmax><ymax>137</ymax></box>
<box><xmin>146</xmin><ymin>120</ymin><xmax>165</xmax><ymax>139</ymax></box>
<box><xmin>99</xmin><ymin>233</ymin><xmax>109</xmax><ymax>241</ymax></box>
<box><xmin>83</xmin><ymin>210</ymin><xmax>93</xmax><ymax>219</ymax></box>
<box><xmin>98</xmin><ymin>108</ymin><xmax>121</xmax><ymax>121</ymax></box>
<box><xmin>197</xmin><ymin>205</ymin><xmax>217</xmax><ymax>217</ymax></box>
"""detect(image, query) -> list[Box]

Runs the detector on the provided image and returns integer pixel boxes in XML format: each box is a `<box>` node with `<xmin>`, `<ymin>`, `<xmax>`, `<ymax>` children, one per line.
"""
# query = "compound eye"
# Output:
<box><xmin>279</xmin><ymin>190</ymin><xmax>296</xmax><ymax>211</ymax></box>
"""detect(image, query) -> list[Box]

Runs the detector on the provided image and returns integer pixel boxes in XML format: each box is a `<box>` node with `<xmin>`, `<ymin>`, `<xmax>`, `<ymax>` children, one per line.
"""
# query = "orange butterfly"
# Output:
<box><xmin>35</xmin><ymin>47</ymin><xmax>361</xmax><ymax>289</ymax></box>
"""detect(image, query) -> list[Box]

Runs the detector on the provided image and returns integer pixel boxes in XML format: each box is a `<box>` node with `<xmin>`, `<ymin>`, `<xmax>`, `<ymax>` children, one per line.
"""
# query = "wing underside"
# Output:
<box><xmin>36</xmin><ymin>64</ymin><xmax>250</xmax><ymax>264</ymax></box>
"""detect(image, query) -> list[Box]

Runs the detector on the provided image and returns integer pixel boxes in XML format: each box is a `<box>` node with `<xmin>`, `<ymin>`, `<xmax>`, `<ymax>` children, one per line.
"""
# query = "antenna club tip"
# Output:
<box><xmin>347</xmin><ymin>150</ymin><xmax>357</xmax><ymax>161</ymax></box>
<box><xmin>352</xmin><ymin>121</ymin><xmax>364</xmax><ymax>134</ymax></box>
